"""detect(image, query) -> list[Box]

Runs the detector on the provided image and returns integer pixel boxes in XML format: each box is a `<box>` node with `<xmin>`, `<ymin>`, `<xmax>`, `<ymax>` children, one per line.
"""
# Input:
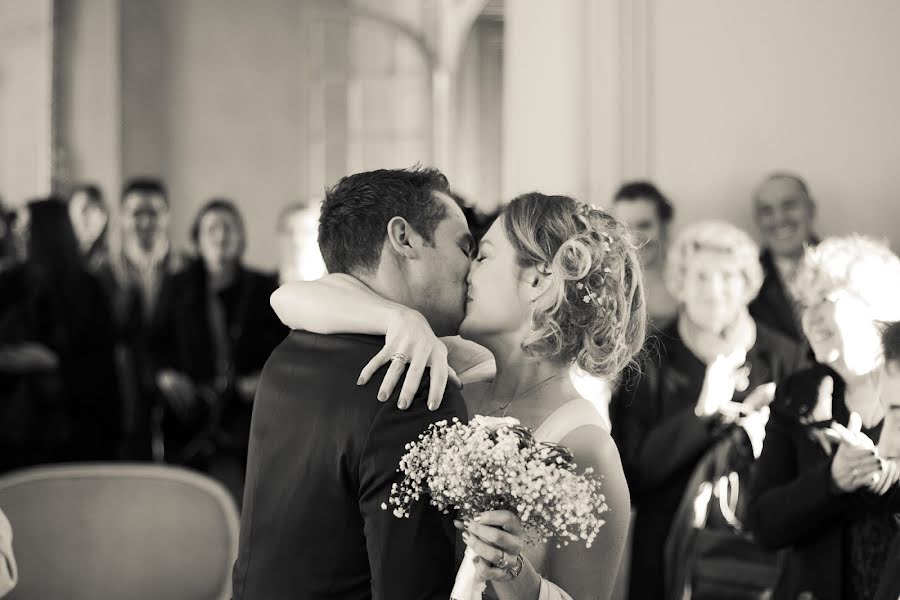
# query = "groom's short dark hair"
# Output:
<box><xmin>318</xmin><ymin>166</ymin><xmax>452</xmax><ymax>274</ymax></box>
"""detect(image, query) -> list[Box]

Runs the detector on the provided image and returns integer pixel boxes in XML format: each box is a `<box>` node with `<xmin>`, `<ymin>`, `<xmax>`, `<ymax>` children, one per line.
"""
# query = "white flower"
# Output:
<box><xmin>382</xmin><ymin>416</ymin><xmax>609</xmax><ymax>550</ymax></box>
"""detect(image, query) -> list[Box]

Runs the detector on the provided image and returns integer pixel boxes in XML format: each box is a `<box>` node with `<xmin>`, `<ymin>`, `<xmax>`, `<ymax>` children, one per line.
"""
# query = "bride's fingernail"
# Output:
<box><xmin>377</xmin><ymin>391</ymin><xmax>387</xmax><ymax>402</ymax></box>
<box><xmin>357</xmin><ymin>377</ymin><xmax>364</xmax><ymax>386</ymax></box>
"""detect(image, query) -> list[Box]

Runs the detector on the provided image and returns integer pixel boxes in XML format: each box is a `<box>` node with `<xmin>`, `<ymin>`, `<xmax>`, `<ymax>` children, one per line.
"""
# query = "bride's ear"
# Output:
<box><xmin>386</xmin><ymin>216</ymin><xmax>419</xmax><ymax>260</ymax></box>
<box><xmin>527</xmin><ymin>263</ymin><xmax>554</xmax><ymax>301</ymax></box>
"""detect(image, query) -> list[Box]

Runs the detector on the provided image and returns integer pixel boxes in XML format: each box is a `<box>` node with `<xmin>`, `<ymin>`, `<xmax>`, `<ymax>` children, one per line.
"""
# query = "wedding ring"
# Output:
<box><xmin>495</xmin><ymin>551</ymin><xmax>509</xmax><ymax>569</ymax></box>
<box><xmin>390</xmin><ymin>352</ymin><xmax>410</xmax><ymax>365</ymax></box>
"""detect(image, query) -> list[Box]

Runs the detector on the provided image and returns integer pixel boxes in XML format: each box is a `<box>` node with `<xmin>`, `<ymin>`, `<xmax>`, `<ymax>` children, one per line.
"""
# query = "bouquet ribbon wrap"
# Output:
<box><xmin>451</xmin><ymin>546</ymin><xmax>486</xmax><ymax>600</ymax></box>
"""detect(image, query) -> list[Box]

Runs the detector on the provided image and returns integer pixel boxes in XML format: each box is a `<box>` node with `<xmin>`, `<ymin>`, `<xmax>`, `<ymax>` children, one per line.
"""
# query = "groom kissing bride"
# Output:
<box><xmin>231</xmin><ymin>167</ymin><xmax>646</xmax><ymax>599</ymax></box>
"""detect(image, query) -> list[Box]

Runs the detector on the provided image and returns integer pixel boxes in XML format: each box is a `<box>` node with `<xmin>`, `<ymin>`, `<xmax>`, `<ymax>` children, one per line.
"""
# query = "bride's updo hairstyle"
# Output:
<box><xmin>503</xmin><ymin>193</ymin><xmax>647</xmax><ymax>379</ymax></box>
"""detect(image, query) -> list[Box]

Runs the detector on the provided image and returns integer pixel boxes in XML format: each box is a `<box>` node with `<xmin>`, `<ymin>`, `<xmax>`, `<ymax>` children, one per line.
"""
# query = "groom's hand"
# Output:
<box><xmin>357</xmin><ymin>308</ymin><xmax>460</xmax><ymax>411</ymax></box>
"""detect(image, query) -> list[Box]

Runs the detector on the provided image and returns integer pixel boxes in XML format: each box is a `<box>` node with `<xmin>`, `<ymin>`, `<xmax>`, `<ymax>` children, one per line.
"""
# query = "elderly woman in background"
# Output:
<box><xmin>610</xmin><ymin>220</ymin><xmax>807</xmax><ymax>600</ymax></box>
<box><xmin>150</xmin><ymin>199</ymin><xmax>286</xmax><ymax>502</ymax></box>
<box><xmin>748</xmin><ymin>236</ymin><xmax>900</xmax><ymax>600</ymax></box>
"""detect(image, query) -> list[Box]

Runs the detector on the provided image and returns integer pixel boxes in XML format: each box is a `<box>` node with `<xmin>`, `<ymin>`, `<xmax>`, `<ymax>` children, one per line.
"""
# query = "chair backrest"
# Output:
<box><xmin>0</xmin><ymin>463</ymin><xmax>239</xmax><ymax>600</ymax></box>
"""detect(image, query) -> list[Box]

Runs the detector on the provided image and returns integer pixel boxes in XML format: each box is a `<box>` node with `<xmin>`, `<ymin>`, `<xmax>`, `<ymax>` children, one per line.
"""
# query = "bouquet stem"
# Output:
<box><xmin>451</xmin><ymin>546</ymin><xmax>487</xmax><ymax>600</ymax></box>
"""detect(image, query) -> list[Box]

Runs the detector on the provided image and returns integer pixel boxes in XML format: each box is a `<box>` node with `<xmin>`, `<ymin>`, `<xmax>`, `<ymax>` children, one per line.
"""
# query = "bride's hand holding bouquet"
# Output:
<box><xmin>385</xmin><ymin>415</ymin><xmax>610</xmax><ymax>600</ymax></box>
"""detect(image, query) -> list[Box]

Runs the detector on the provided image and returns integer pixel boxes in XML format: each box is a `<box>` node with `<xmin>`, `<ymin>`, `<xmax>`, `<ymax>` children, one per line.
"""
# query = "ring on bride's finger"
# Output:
<box><xmin>391</xmin><ymin>352</ymin><xmax>410</xmax><ymax>365</ymax></box>
<box><xmin>494</xmin><ymin>551</ymin><xmax>509</xmax><ymax>569</ymax></box>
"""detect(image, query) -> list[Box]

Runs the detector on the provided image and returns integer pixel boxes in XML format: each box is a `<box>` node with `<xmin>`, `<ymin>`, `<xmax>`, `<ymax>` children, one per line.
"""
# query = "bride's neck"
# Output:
<box><xmin>487</xmin><ymin>337</ymin><xmax>574</xmax><ymax>404</ymax></box>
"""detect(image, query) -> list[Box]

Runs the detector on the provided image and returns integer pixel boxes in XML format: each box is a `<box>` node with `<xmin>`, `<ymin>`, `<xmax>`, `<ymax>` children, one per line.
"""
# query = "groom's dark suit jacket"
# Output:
<box><xmin>231</xmin><ymin>331</ymin><xmax>467</xmax><ymax>600</ymax></box>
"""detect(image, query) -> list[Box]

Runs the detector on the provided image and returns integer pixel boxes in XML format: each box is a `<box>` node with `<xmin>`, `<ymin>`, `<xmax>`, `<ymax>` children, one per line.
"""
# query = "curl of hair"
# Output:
<box><xmin>664</xmin><ymin>220</ymin><xmax>763</xmax><ymax>304</ymax></box>
<box><xmin>502</xmin><ymin>193</ymin><xmax>647</xmax><ymax>380</ymax></box>
<box><xmin>793</xmin><ymin>235</ymin><xmax>900</xmax><ymax>323</ymax></box>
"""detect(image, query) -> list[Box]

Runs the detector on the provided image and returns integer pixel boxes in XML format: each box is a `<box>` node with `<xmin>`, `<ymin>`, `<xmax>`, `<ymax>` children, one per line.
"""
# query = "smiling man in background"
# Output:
<box><xmin>749</xmin><ymin>172</ymin><xmax>819</xmax><ymax>345</ymax></box>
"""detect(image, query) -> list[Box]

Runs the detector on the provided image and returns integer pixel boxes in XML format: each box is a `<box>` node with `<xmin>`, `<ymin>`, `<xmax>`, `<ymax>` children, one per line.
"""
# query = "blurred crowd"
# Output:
<box><xmin>606</xmin><ymin>174</ymin><xmax>900</xmax><ymax>600</ymax></box>
<box><xmin>0</xmin><ymin>180</ymin><xmax>291</xmax><ymax>503</ymax></box>
<box><xmin>1</xmin><ymin>170</ymin><xmax>899</xmax><ymax>599</ymax></box>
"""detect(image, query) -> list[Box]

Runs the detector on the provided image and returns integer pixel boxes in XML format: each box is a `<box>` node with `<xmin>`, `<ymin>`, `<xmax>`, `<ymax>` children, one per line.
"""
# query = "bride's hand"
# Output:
<box><xmin>356</xmin><ymin>308</ymin><xmax>461</xmax><ymax>411</ymax></box>
<box><xmin>456</xmin><ymin>510</ymin><xmax>526</xmax><ymax>582</ymax></box>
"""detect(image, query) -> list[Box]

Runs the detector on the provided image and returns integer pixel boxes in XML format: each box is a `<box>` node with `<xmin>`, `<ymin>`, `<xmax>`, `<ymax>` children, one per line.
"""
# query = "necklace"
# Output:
<box><xmin>483</xmin><ymin>372</ymin><xmax>567</xmax><ymax>417</ymax></box>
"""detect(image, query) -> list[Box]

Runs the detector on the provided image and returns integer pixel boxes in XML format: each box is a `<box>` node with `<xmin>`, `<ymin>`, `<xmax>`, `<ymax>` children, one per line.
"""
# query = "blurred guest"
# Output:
<box><xmin>114</xmin><ymin>177</ymin><xmax>185</xmax><ymax>459</ymax></box>
<box><xmin>451</xmin><ymin>191</ymin><xmax>497</xmax><ymax>244</ymax></box>
<box><xmin>275</xmin><ymin>201</ymin><xmax>325</xmax><ymax>283</ymax></box>
<box><xmin>0</xmin><ymin>199</ymin><xmax>18</xmax><ymax>274</ymax></box>
<box><xmin>0</xmin><ymin>198</ymin><xmax>119</xmax><ymax>471</ymax></box>
<box><xmin>748</xmin><ymin>236</ymin><xmax>900</xmax><ymax>600</ymax></box>
<box><xmin>610</xmin><ymin>221</ymin><xmax>806</xmax><ymax>600</ymax></box>
<box><xmin>874</xmin><ymin>320</ymin><xmax>900</xmax><ymax>600</ymax></box>
<box><xmin>151</xmin><ymin>199</ymin><xmax>286</xmax><ymax>501</ymax></box>
<box><xmin>67</xmin><ymin>184</ymin><xmax>112</xmax><ymax>278</ymax></box>
<box><xmin>116</xmin><ymin>177</ymin><xmax>185</xmax><ymax>325</ymax></box>
<box><xmin>749</xmin><ymin>172</ymin><xmax>819</xmax><ymax>344</ymax></box>
<box><xmin>0</xmin><ymin>508</ymin><xmax>15</xmax><ymax>597</ymax></box>
<box><xmin>611</xmin><ymin>181</ymin><xmax>678</xmax><ymax>329</ymax></box>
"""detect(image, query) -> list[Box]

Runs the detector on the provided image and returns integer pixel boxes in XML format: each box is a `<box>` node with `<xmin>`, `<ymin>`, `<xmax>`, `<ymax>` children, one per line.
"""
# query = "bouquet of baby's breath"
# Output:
<box><xmin>384</xmin><ymin>415</ymin><xmax>609</xmax><ymax>599</ymax></box>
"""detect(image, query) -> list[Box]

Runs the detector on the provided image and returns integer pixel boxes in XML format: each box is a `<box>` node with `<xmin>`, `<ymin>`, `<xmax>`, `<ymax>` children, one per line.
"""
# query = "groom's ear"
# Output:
<box><xmin>386</xmin><ymin>216</ymin><xmax>420</xmax><ymax>260</ymax></box>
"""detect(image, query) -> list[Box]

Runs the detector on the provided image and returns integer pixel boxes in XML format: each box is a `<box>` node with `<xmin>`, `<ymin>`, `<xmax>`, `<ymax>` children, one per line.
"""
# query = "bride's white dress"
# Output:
<box><xmin>525</xmin><ymin>397</ymin><xmax>609</xmax><ymax>600</ymax></box>
<box><xmin>470</xmin><ymin>394</ymin><xmax>608</xmax><ymax>599</ymax></box>
<box><xmin>450</xmin><ymin>338</ymin><xmax>613</xmax><ymax>599</ymax></box>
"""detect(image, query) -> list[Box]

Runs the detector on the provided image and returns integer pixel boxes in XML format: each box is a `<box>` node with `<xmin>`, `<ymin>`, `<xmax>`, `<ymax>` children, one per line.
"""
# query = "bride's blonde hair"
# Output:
<box><xmin>502</xmin><ymin>193</ymin><xmax>646</xmax><ymax>380</ymax></box>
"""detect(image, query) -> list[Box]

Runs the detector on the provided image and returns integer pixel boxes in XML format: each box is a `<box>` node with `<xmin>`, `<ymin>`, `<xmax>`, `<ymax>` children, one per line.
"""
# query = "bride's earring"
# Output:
<box><xmin>529</xmin><ymin>299</ymin><xmax>536</xmax><ymax>334</ymax></box>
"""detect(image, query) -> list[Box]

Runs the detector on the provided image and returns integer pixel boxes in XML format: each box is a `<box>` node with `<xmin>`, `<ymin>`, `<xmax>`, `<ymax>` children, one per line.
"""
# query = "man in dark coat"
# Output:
<box><xmin>231</xmin><ymin>167</ymin><xmax>473</xmax><ymax>599</ymax></box>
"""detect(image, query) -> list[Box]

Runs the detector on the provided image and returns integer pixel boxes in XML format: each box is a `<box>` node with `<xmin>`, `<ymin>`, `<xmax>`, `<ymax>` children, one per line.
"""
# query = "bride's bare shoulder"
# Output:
<box><xmin>558</xmin><ymin>425</ymin><xmax>630</xmax><ymax>504</ymax></box>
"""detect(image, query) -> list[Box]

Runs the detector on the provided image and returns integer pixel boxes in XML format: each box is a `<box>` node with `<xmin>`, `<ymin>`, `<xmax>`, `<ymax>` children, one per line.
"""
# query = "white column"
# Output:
<box><xmin>56</xmin><ymin>0</ymin><xmax>121</xmax><ymax>205</ymax></box>
<box><xmin>0</xmin><ymin>0</ymin><xmax>53</xmax><ymax>204</ymax></box>
<box><xmin>502</xmin><ymin>0</ymin><xmax>589</xmax><ymax>201</ymax></box>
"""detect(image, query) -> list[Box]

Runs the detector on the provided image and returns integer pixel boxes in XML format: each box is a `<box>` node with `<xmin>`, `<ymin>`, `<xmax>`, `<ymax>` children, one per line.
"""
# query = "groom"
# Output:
<box><xmin>231</xmin><ymin>167</ymin><xmax>472</xmax><ymax>599</ymax></box>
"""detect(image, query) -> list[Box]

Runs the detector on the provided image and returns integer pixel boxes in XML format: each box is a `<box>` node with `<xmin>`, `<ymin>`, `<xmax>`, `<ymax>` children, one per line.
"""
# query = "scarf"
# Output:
<box><xmin>678</xmin><ymin>308</ymin><xmax>757</xmax><ymax>366</ymax></box>
<box><xmin>121</xmin><ymin>235</ymin><xmax>172</xmax><ymax>322</ymax></box>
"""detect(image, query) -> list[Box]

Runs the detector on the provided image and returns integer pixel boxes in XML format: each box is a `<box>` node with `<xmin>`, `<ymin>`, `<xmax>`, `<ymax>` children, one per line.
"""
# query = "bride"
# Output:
<box><xmin>271</xmin><ymin>192</ymin><xmax>646</xmax><ymax>599</ymax></box>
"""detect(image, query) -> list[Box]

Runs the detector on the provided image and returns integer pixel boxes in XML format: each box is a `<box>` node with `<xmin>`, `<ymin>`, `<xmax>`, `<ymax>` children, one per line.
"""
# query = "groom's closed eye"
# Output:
<box><xmin>458</xmin><ymin>234</ymin><xmax>476</xmax><ymax>258</ymax></box>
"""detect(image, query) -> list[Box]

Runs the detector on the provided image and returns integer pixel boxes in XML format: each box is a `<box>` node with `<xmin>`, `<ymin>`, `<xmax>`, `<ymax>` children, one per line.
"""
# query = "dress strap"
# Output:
<box><xmin>533</xmin><ymin>398</ymin><xmax>608</xmax><ymax>444</ymax></box>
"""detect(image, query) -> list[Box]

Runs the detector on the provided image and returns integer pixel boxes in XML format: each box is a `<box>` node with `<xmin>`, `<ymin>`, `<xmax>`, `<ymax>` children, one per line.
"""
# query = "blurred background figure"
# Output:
<box><xmin>873</xmin><ymin>320</ymin><xmax>900</xmax><ymax>600</ymax></box>
<box><xmin>611</xmin><ymin>220</ymin><xmax>806</xmax><ymax>600</ymax></box>
<box><xmin>151</xmin><ymin>199</ymin><xmax>287</xmax><ymax>502</ymax></box>
<box><xmin>611</xmin><ymin>181</ymin><xmax>678</xmax><ymax>330</ymax></box>
<box><xmin>0</xmin><ymin>198</ymin><xmax>120</xmax><ymax>472</ymax></box>
<box><xmin>0</xmin><ymin>199</ymin><xmax>19</xmax><ymax>275</ymax></box>
<box><xmin>67</xmin><ymin>183</ymin><xmax>112</xmax><ymax>280</ymax></box>
<box><xmin>452</xmin><ymin>191</ymin><xmax>497</xmax><ymax>245</ymax></box>
<box><xmin>116</xmin><ymin>177</ymin><xmax>184</xmax><ymax>326</ymax></box>
<box><xmin>114</xmin><ymin>177</ymin><xmax>186</xmax><ymax>459</ymax></box>
<box><xmin>276</xmin><ymin>201</ymin><xmax>326</xmax><ymax>284</ymax></box>
<box><xmin>748</xmin><ymin>235</ymin><xmax>900</xmax><ymax>600</ymax></box>
<box><xmin>749</xmin><ymin>172</ymin><xmax>819</xmax><ymax>346</ymax></box>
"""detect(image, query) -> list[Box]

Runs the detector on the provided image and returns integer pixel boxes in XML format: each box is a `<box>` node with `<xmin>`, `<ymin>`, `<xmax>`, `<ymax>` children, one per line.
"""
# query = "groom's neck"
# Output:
<box><xmin>355</xmin><ymin>267</ymin><xmax>417</xmax><ymax>316</ymax></box>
